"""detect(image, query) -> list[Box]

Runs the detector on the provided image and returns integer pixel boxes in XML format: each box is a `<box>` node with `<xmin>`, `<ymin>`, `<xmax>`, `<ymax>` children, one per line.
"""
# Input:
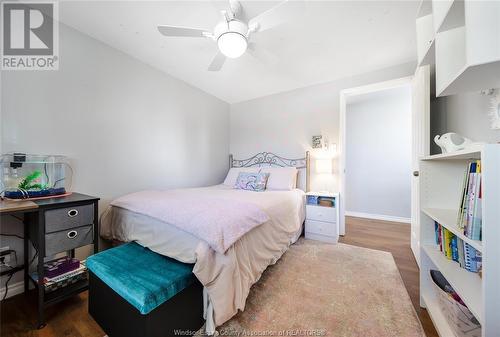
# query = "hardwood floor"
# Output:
<box><xmin>1</xmin><ymin>290</ymin><xmax>103</xmax><ymax>337</ymax></box>
<box><xmin>340</xmin><ymin>216</ymin><xmax>438</xmax><ymax>337</ymax></box>
<box><xmin>1</xmin><ymin>216</ymin><xmax>438</xmax><ymax>337</ymax></box>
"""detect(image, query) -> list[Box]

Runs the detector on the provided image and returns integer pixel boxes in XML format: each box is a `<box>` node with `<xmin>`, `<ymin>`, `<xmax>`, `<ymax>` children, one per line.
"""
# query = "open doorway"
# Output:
<box><xmin>339</xmin><ymin>69</ymin><xmax>430</xmax><ymax>266</ymax></box>
<box><xmin>338</xmin><ymin>77</ymin><xmax>414</xmax><ymax>236</ymax></box>
<box><xmin>345</xmin><ymin>85</ymin><xmax>412</xmax><ymax>222</ymax></box>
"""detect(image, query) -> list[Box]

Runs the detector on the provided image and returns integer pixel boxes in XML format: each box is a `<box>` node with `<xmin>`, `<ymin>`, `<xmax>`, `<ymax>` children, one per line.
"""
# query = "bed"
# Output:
<box><xmin>100</xmin><ymin>152</ymin><xmax>310</xmax><ymax>334</ymax></box>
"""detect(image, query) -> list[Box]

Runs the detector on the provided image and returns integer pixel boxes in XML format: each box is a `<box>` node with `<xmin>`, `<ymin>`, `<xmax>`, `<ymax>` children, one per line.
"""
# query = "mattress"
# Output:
<box><xmin>101</xmin><ymin>206</ymin><xmax>200</xmax><ymax>263</ymax></box>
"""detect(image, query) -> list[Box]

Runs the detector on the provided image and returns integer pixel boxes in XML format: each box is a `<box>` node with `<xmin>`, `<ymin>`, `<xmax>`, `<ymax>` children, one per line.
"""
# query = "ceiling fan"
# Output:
<box><xmin>157</xmin><ymin>0</ymin><xmax>302</xmax><ymax>71</ymax></box>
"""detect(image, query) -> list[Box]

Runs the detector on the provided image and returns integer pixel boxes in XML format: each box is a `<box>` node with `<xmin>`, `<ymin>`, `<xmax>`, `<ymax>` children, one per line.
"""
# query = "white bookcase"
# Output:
<box><xmin>415</xmin><ymin>0</ymin><xmax>435</xmax><ymax>67</ymax></box>
<box><xmin>419</xmin><ymin>145</ymin><xmax>500</xmax><ymax>337</ymax></box>
<box><xmin>415</xmin><ymin>0</ymin><xmax>500</xmax><ymax>96</ymax></box>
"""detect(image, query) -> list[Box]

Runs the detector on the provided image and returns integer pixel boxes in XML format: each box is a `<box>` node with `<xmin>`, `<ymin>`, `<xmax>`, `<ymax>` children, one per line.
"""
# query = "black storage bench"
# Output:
<box><xmin>87</xmin><ymin>242</ymin><xmax>204</xmax><ymax>337</ymax></box>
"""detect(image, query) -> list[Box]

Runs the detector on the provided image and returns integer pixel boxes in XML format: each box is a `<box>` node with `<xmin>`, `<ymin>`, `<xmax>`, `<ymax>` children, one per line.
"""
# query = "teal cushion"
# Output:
<box><xmin>86</xmin><ymin>242</ymin><xmax>196</xmax><ymax>315</ymax></box>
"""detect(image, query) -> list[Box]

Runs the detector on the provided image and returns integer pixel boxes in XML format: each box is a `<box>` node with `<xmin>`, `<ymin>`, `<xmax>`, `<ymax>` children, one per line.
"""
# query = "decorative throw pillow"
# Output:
<box><xmin>223</xmin><ymin>167</ymin><xmax>260</xmax><ymax>186</ymax></box>
<box><xmin>234</xmin><ymin>172</ymin><xmax>270</xmax><ymax>192</ymax></box>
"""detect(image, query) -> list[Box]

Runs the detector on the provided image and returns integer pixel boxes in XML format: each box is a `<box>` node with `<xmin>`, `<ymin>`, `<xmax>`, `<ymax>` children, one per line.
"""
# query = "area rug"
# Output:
<box><xmin>201</xmin><ymin>238</ymin><xmax>425</xmax><ymax>337</ymax></box>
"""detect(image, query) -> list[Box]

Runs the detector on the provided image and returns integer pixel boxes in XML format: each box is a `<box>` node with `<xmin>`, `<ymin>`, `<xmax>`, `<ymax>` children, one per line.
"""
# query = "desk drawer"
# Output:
<box><xmin>306</xmin><ymin>205</ymin><xmax>336</xmax><ymax>223</ymax></box>
<box><xmin>45</xmin><ymin>204</ymin><xmax>94</xmax><ymax>233</ymax></box>
<box><xmin>45</xmin><ymin>225</ymin><xmax>93</xmax><ymax>256</ymax></box>
<box><xmin>305</xmin><ymin>220</ymin><xmax>336</xmax><ymax>237</ymax></box>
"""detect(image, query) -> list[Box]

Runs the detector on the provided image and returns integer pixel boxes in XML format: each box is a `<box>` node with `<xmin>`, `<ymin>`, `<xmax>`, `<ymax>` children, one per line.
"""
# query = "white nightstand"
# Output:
<box><xmin>305</xmin><ymin>192</ymin><xmax>339</xmax><ymax>243</ymax></box>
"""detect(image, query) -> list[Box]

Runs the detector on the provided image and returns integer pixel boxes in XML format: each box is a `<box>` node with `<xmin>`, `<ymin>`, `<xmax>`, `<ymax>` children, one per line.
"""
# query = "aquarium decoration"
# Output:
<box><xmin>18</xmin><ymin>170</ymin><xmax>45</xmax><ymax>190</ymax></box>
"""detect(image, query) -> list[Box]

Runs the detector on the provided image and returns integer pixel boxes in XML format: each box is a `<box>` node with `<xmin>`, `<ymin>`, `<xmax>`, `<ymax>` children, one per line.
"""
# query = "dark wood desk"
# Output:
<box><xmin>1</xmin><ymin>193</ymin><xmax>99</xmax><ymax>329</ymax></box>
<box><xmin>0</xmin><ymin>199</ymin><xmax>38</xmax><ymax>214</ymax></box>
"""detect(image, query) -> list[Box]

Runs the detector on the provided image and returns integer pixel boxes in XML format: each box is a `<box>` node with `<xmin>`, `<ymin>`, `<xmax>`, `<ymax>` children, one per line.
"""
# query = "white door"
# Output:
<box><xmin>410</xmin><ymin>65</ymin><xmax>430</xmax><ymax>267</ymax></box>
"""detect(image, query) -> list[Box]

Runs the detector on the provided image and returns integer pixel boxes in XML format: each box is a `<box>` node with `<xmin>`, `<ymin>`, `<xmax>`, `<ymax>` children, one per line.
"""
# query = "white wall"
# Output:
<box><xmin>0</xmin><ymin>23</ymin><xmax>229</xmax><ymax>294</ymax></box>
<box><xmin>1</xmin><ymin>24</ymin><xmax>230</xmax><ymax>197</ymax></box>
<box><xmin>431</xmin><ymin>91</ymin><xmax>500</xmax><ymax>154</ymax></box>
<box><xmin>345</xmin><ymin>86</ymin><xmax>412</xmax><ymax>220</ymax></box>
<box><xmin>230</xmin><ymin>62</ymin><xmax>416</xmax><ymax>192</ymax></box>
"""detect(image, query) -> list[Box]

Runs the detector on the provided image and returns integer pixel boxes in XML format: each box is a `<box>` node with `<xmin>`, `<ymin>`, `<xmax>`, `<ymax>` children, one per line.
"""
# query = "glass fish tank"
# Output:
<box><xmin>1</xmin><ymin>153</ymin><xmax>73</xmax><ymax>200</ymax></box>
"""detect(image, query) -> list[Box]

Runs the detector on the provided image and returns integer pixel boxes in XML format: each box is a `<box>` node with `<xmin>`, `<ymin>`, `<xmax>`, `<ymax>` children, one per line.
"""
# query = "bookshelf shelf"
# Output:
<box><xmin>419</xmin><ymin>144</ymin><xmax>500</xmax><ymax>336</ymax></box>
<box><xmin>420</xmin><ymin>147</ymin><xmax>482</xmax><ymax>161</ymax></box>
<box><xmin>422</xmin><ymin>208</ymin><xmax>482</xmax><ymax>252</ymax></box>
<box><xmin>423</xmin><ymin>245</ymin><xmax>483</xmax><ymax>323</ymax></box>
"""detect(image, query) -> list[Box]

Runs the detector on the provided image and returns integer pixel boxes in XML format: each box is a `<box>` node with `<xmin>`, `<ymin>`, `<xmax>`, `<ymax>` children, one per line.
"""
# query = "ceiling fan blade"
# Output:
<box><xmin>249</xmin><ymin>0</ymin><xmax>304</xmax><ymax>33</ymax></box>
<box><xmin>208</xmin><ymin>52</ymin><xmax>226</xmax><ymax>71</ymax></box>
<box><xmin>157</xmin><ymin>25</ymin><xmax>209</xmax><ymax>38</ymax></box>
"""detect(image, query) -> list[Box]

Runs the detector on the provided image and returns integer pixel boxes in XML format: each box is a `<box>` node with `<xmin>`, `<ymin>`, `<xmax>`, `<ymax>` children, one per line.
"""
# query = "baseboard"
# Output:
<box><xmin>345</xmin><ymin>211</ymin><xmax>411</xmax><ymax>224</ymax></box>
<box><xmin>0</xmin><ymin>280</ymin><xmax>25</xmax><ymax>300</ymax></box>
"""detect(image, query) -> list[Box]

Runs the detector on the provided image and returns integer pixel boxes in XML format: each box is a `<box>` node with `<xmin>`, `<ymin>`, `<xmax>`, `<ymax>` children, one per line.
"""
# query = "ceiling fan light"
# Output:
<box><xmin>217</xmin><ymin>32</ymin><xmax>247</xmax><ymax>58</ymax></box>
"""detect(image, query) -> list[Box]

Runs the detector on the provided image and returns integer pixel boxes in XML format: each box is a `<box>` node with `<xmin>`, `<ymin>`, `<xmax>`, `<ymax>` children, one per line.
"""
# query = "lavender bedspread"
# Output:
<box><xmin>110</xmin><ymin>189</ymin><xmax>270</xmax><ymax>254</ymax></box>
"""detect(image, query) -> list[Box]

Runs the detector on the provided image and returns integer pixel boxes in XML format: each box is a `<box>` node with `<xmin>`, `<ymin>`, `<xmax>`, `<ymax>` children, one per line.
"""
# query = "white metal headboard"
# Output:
<box><xmin>229</xmin><ymin>151</ymin><xmax>310</xmax><ymax>192</ymax></box>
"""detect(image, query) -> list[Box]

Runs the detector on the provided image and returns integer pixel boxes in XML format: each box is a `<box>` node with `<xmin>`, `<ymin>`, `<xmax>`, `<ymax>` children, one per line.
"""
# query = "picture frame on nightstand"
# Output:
<box><xmin>305</xmin><ymin>192</ymin><xmax>339</xmax><ymax>243</ymax></box>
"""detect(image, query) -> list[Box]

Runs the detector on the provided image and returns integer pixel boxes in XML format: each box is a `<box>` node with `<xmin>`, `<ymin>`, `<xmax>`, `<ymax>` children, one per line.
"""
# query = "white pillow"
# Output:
<box><xmin>223</xmin><ymin>167</ymin><xmax>260</xmax><ymax>186</ymax></box>
<box><xmin>260</xmin><ymin>167</ymin><xmax>298</xmax><ymax>190</ymax></box>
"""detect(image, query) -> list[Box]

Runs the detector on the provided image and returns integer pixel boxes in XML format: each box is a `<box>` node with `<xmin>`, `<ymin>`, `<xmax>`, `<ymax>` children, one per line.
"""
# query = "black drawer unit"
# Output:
<box><xmin>23</xmin><ymin>193</ymin><xmax>99</xmax><ymax>329</ymax></box>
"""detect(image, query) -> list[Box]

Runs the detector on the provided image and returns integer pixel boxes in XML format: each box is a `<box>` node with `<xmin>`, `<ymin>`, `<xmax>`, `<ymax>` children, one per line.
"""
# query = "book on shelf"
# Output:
<box><xmin>451</xmin><ymin>236</ymin><xmax>459</xmax><ymax>262</ymax></box>
<box><xmin>44</xmin><ymin>256</ymin><xmax>80</xmax><ymax>279</ymax></box>
<box><xmin>31</xmin><ymin>261</ymin><xmax>87</xmax><ymax>293</ymax></box>
<box><xmin>457</xmin><ymin>237</ymin><xmax>465</xmax><ymax>268</ymax></box>
<box><xmin>434</xmin><ymin>222</ymin><xmax>482</xmax><ymax>274</ymax></box>
<box><xmin>457</xmin><ymin>160</ymin><xmax>482</xmax><ymax>241</ymax></box>
<box><xmin>464</xmin><ymin>243</ymin><xmax>482</xmax><ymax>273</ymax></box>
<box><xmin>444</xmin><ymin>226</ymin><xmax>453</xmax><ymax>260</ymax></box>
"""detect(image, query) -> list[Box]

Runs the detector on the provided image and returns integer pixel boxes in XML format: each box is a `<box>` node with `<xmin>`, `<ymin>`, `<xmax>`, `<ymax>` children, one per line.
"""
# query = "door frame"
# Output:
<box><xmin>338</xmin><ymin>76</ymin><xmax>413</xmax><ymax>236</ymax></box>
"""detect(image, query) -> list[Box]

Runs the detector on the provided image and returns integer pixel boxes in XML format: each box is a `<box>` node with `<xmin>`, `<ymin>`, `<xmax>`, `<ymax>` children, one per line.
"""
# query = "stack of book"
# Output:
<box><xmin>457</xmin><ymin>160</ymin><xmax>482</xmax><ymax>241</ymax></box>
<box><xmin>435</xmin><ymin>222</ymin><xmax>482</xmax><ymax>273</ymax></box>
<box><xmin>31</xmin><ymin>257</ymin><xmax>87</xmax><ymax>292</ymax></box>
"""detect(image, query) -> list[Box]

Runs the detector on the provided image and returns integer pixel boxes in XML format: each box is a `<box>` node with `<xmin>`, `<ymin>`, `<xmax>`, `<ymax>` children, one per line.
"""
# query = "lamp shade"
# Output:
<box><xmin>218</xmin><ymin>32</ymin><xmax>247</xmax><ymax>58</ymax></box>
<box><xmin>316</xmin><ymin>158</ymin><xmax>332</xmax><ymax>174</ymax></box>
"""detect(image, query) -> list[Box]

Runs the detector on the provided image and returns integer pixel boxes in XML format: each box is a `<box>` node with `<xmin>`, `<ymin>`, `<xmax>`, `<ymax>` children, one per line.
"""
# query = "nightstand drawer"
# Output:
<box><xmin>306</xmin><ymin>205</ymin><xmax>336</xmax><ymax>223</ymax></box>
<box><xmin>45</xmin><ymin>204</ymin><xmax>94</xmax><ymax>233</ymax></box>
<box><xmin>45</xmin><ymin>225</ymin><xmax>94</xmax><ymax>256</ymax></box>
<box><xmin>305</xmin><ymin>220</ymin><xmax>336</xmax><ymax>237</ymax></box>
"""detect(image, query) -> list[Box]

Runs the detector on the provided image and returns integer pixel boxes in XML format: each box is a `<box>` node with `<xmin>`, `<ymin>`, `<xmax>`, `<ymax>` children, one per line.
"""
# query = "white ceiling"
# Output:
<box><xmin>60</xmin><ymin>1</ymin><xmax>419</xmax><ymax>103</ymax></box>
